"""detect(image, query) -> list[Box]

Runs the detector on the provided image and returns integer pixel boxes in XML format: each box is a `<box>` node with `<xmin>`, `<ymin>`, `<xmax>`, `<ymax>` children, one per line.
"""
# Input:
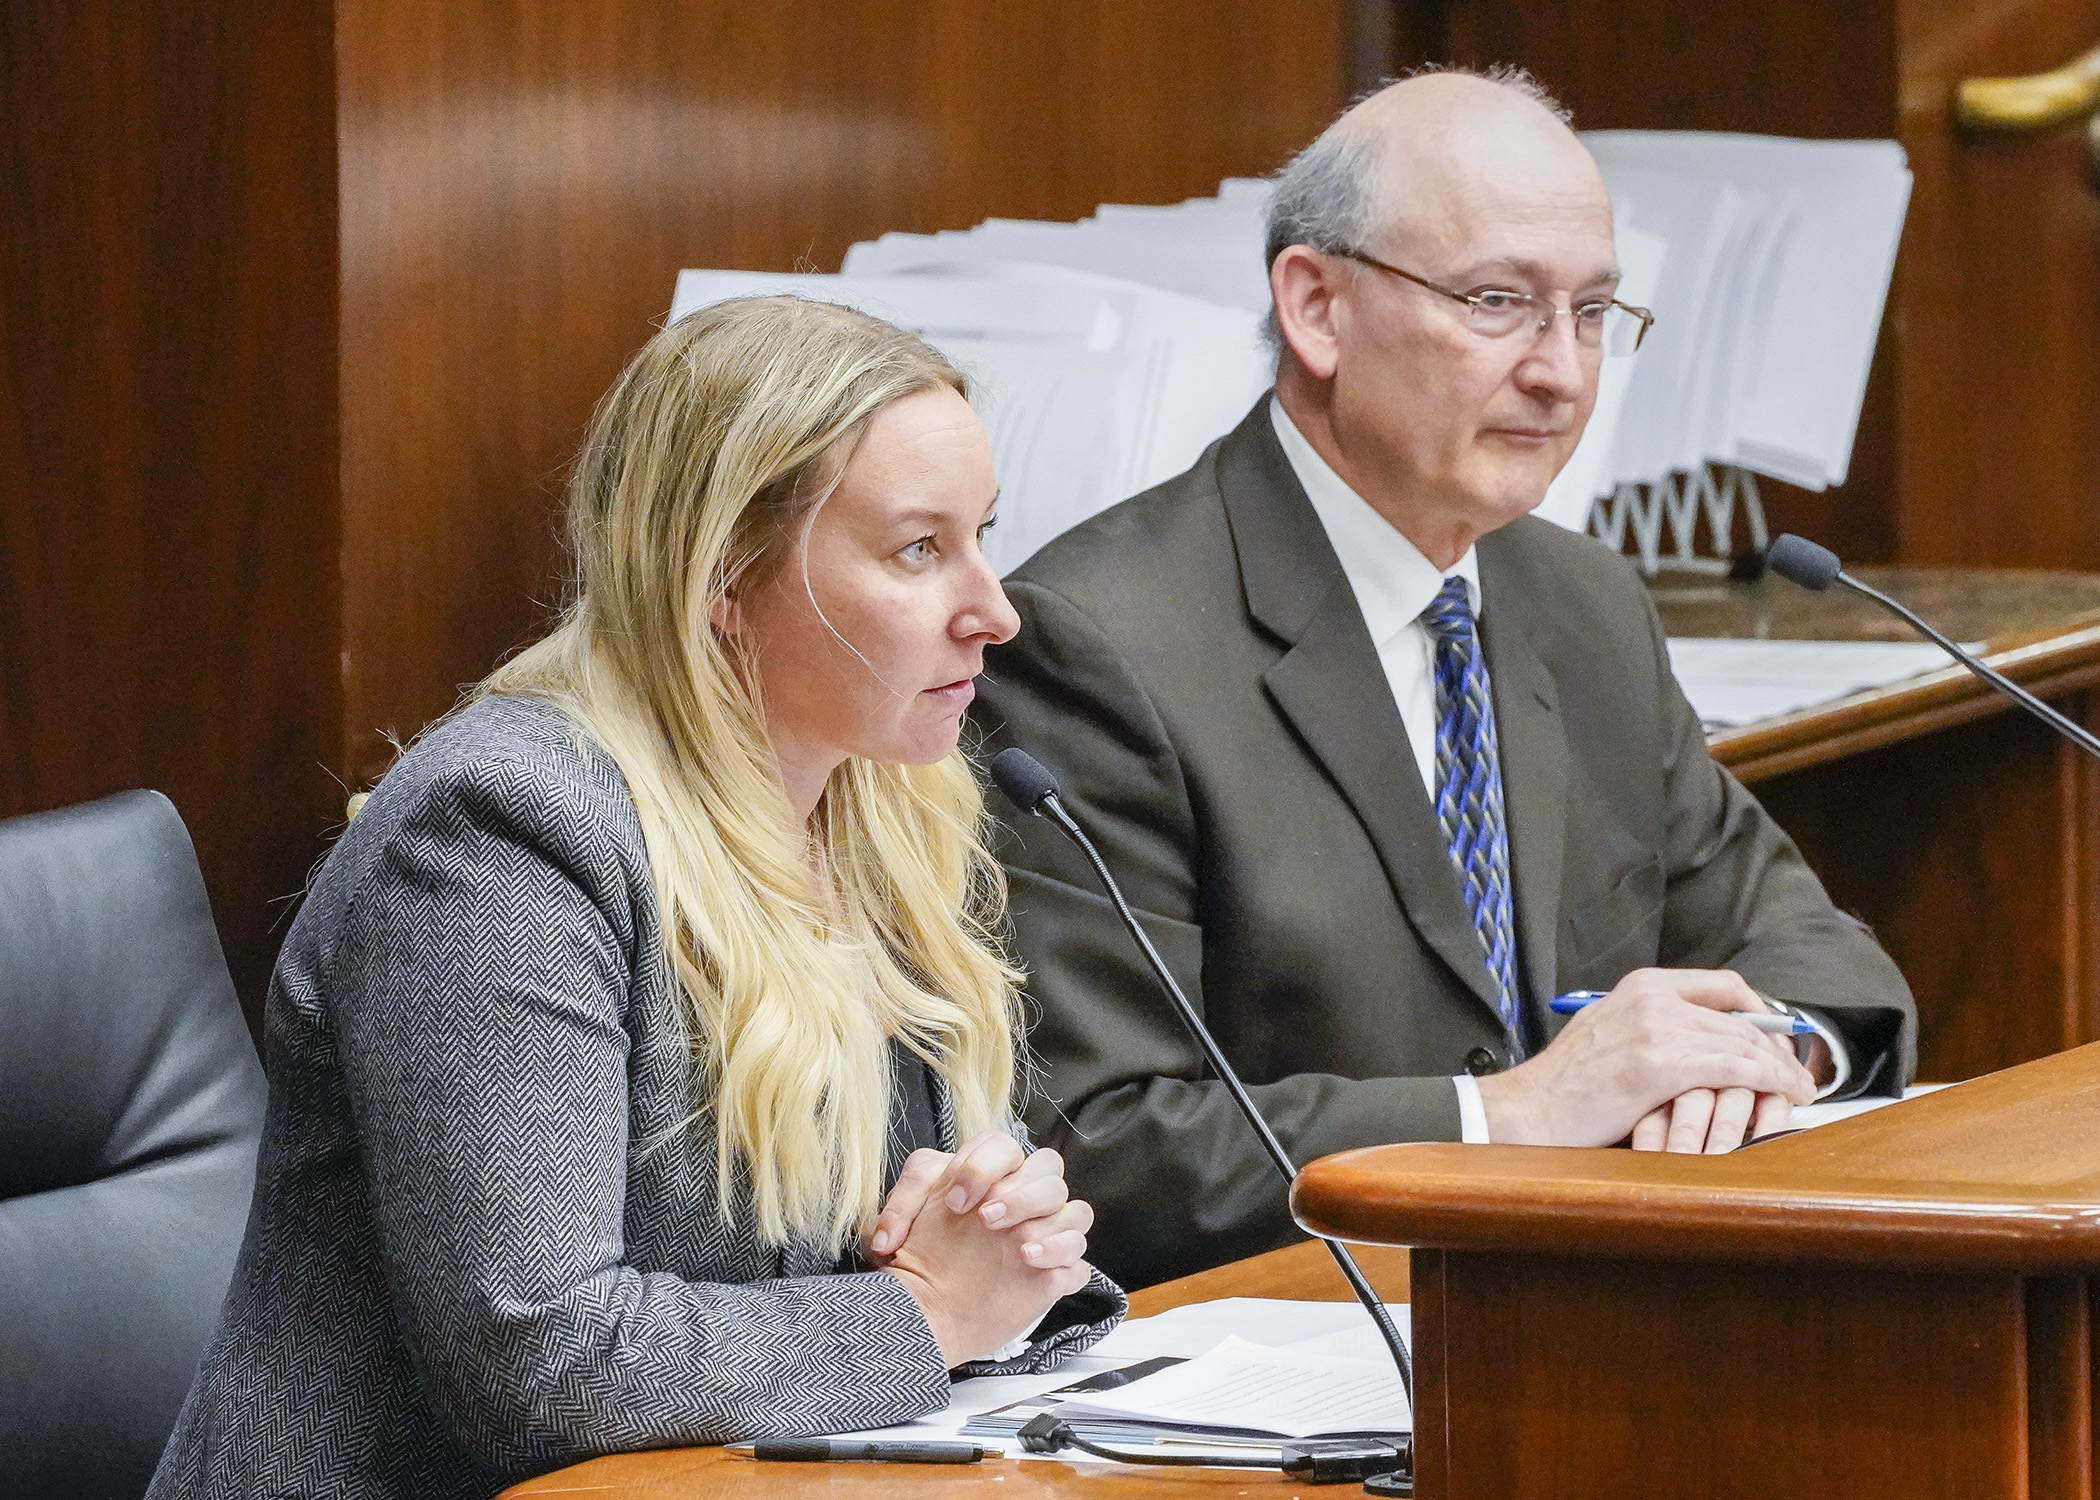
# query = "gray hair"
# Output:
<box><xmin>1260</xmin><ymin>63</ymin><xmax>1574</xmax><ymax>351</ymax></box>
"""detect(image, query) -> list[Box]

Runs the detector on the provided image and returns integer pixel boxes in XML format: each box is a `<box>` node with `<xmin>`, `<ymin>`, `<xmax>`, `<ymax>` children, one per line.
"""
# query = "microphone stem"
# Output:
<box><xmin>1037</xmin><ymin>793</ymin><xmax>1415</xmax><ymax>1401</ymax></box>
<box><xmin>1835</xmin><ymin>573</ymin><xmax>2100</xmax><ymax>762</ymax></box>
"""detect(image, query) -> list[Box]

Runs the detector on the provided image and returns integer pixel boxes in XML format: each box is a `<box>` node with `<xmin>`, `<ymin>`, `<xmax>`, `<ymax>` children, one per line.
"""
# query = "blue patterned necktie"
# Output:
<box><xmin>1420</xmin><ymin>576</ymin><xmax>1521</xmax><ymax>1048</ymax></box>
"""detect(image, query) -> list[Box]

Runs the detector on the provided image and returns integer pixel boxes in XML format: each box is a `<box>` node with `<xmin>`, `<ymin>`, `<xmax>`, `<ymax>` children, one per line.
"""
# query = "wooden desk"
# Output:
<box><xmin>1655</xmin><ymin>566</ymin><xmax>2100</xmax><ymax>1082</ymax></box>
<box><xmin>498</xmin><ymin>1242</ymin><xmax>1411</xmax><ymax>1499</ymax></box>
<box><xmin>1294</xmin><ymin>1041</ymin><xmax>2100</xmax><ymax>1500</ymax></box>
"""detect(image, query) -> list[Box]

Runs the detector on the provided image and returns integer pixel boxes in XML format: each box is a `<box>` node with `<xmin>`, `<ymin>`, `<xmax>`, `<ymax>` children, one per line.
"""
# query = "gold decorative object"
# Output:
<box><xmin>1956</xmin><ymin>44</ymin><xmax>2100</xmax><ymax>131</ymax></box>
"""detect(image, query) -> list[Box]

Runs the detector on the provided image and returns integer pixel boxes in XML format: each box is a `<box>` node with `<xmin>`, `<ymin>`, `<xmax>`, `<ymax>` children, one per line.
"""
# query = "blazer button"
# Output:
<box><xmin>1464</xmin><ymin>1046</ymin><xmax>1502</xmax><ymax>1076</ymax></box>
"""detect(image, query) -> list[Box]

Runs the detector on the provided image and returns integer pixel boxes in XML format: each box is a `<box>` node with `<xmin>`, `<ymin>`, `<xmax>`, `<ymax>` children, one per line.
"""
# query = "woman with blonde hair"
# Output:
<box><xmin>150</xmin><ymin>296</ymin><xmax>1121</xmax><ymax>1500</ymax></box>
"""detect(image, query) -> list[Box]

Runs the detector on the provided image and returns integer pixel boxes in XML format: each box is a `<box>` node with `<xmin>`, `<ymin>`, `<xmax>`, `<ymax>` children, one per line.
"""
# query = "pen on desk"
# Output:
<box><xmin>725</xmin><ymin>1439</ymin><xmax>989</xmax><ymax>1464</ymax></box>
<box><xmin>1547</xmin><ymin>990</ymin><xmax>1815</xmax><ymax>1036</ymax></box>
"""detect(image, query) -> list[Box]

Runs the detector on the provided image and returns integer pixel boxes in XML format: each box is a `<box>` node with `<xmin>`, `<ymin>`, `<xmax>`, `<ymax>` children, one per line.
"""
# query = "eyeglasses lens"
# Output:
<box><xmin>1464</xmin><ymin>297</ymin><xmax>1648</xmax><ymax>358</ymax></box>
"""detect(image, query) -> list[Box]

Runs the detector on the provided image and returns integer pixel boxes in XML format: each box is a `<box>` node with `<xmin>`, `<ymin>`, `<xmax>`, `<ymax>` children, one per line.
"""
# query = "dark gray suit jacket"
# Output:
<box><xmin>976</xmin><ymin>402</ymin><xmax>1916</xmax><ymax>1291</ymax></box>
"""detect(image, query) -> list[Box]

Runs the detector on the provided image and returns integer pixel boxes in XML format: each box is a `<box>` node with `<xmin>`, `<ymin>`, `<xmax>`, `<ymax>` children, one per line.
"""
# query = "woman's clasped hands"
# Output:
<box><xmin>865</xmin><ymin>1131</ymin><xmax>1096</xmax><ymax>1367</ymax></box>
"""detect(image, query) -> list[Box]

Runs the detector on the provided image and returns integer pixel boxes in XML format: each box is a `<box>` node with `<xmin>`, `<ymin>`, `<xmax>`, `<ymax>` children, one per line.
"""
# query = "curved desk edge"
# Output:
<box><xmin>1293</xmin><ymin>1041</ymin><xmax>2100</xmax><ymax>1273</ymax></box>
<box><xmin>1710</xmin><ymin>620</ymin><xmax>2100</xmax><ymax>783</ymax></box>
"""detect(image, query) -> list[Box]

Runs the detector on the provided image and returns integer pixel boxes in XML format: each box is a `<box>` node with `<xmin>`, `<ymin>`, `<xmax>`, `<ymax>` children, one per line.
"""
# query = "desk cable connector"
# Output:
<box><xmin>1015</xmin><ymin>1414</ymin><xmax>1412</xmax><ymax>1490</ymax></box>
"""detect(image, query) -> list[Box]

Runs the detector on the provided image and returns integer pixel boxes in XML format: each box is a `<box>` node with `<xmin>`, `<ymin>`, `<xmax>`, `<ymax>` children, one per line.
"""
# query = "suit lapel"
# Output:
<box><xmin>1216</xmin><ymin>404</ymin><xmax>1506</xmax><ymax>1022</ymax></box>
<box><xmin>1477</xmin><ymin>535</ymin><xmax>1567</xmax><ymax>1014</ymax></box>
<box><xmin>1262</xmin><ymin>600</ymin><xmax>1506</xmax><ymax>1020</ymax></box>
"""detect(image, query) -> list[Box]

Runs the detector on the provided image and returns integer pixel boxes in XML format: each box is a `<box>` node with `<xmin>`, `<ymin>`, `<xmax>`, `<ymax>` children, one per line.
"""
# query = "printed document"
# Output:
<box><xmin>1057</xmin><ymin>1334</ymin><xmax>1408</xmax><ymax>1438</ymax></box>
<box><xmin>1666</xmin><ymin>638</ymin><xmax>1975</xmax><ymax>728</ymax></box>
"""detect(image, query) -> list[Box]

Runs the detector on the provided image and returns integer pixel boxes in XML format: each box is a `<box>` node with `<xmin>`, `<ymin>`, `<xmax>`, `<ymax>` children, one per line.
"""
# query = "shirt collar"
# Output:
<box><xmin>1268</xmin><ymin>397</ymin><xmax>1480</xmax><ymax>650</ymax></box>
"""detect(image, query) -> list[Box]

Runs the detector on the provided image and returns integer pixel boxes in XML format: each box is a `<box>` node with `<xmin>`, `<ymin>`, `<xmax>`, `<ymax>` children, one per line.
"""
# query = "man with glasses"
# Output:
<box><xmin>976</xmin><ymin>67</ymin><xmax>1914</xmax><ymax>1290</ymax></box>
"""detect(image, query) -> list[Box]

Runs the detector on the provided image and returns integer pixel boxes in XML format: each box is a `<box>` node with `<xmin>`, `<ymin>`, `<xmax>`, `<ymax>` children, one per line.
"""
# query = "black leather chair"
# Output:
<box><xmin>0</xmin><ymin>792</ymin><xmax>266</xmax><ymax>1499</ymax></box>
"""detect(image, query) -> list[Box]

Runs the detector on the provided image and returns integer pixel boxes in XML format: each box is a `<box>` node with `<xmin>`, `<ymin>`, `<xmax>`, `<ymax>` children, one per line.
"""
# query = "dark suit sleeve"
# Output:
<box><xmin>1641</xmin><ymin>597</ymin><xmax>1917</xmax><ymax>1097</ymax></box>
<box><xmin>981</xmin><ymin>582</ymin><xmax>1466</xmax><ymax>1290</ymax></box>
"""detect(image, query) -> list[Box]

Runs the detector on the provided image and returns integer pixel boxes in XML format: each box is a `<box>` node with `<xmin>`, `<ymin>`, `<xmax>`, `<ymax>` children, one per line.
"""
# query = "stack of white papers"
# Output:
<box><xmin>815</xmin><ymin>1298</ymin><xmax>1411</xmax><ymax>1464</ymax></box>
<box><xmin>669</xmin><ymin>265</ymin><xmax>1269</xmax><ymax>576</ymax></box>
<box><xmin>844</xmin><ymin>180</ymin><xmax>1276</xmax><ymax>315</ymax></box>
<box><xmin>1666</xmin><ymin>638</ymin><xmax>1968</xmax><ymax>728</ymax></box>
<box><xmin>1788</xmin><ymin>1082</ymin><xmax>1949</xmax><ymax>1130</ymax></box>
<box><xmin>672</xmin><ymin>132</ymin><xmax>1907</xmax><ymax>573</ymax></box>
<box><xmin>1087</xmin><ymin>1294</ymin><xmax>1407</xmax><ymax>1360</ymax></box>
<box><xmin>1054</xmin><ymin>1334</ymin><xmax>1408</xmax><ymax>1439</ymax></box>
<box><xmin>1588</xmin><ymin>133</ymin><xmax>1912</xmax><ymax>493</ymax></box>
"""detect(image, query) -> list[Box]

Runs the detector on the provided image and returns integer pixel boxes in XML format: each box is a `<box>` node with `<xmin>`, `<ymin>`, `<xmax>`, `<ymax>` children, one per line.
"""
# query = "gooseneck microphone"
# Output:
<box><xmin>1764</xmin><ymin>534</ymin><xmax>2100</xmax><ymax>763</ymax></box>
<box><xmin>988</xmin><ymin>749</ymin><xmax>1417</xmax><ymax>1413</ymax></box>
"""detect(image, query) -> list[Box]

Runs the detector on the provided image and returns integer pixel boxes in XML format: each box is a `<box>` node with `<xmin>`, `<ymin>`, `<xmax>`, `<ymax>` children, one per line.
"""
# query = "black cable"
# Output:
<box><xmin>1037</xmin><ymin>792</ymin><xmax>1415</xmax><ymax>1402</ymax></box>
<box><xmin>1017</xmin><ymin>1415</ymin><xmax>1411</xmax><ymax>1485</ymax></box>
<box><xmin>1833</xmin><ymin>572</ymin><xmax>2100</xmax><ymax>760</ymax></box>
<box><xmin>989</xmin><ymin>749</ymin><xmax>1414</xmax><ymax>1493</ymax></box>
<box><xmin>1017</xmin><ymin>1412</ymin><xmax>1270</xmax><ymax>1467</ymax></box>
<box><xmin>1766</xmin><ymin>533</ymin><xmax>2100</xmax><ymax>763</ymax></box>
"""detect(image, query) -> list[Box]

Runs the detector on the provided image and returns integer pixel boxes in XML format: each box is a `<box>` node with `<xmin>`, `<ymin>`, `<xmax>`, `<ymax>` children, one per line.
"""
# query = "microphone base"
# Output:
<box><xmin>1363</xmin><ymin>1469</ymin><xmax>1415</xmax><ymax>1496</ymax></box>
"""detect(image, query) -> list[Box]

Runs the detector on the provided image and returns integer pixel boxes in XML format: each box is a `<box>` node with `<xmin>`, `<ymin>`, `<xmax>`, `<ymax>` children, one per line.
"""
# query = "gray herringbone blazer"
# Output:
<box><xmin>149</xmin><ymin>695</ymin><xmax>1119</xmax><ymax>1500</ymax></box>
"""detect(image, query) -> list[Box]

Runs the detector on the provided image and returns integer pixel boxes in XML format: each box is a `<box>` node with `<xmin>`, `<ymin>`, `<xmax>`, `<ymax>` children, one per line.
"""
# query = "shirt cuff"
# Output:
<box><xmin>1452</xmin><ymin>1073</ymin><xmax>1491</xmax><ymax>1143</ymax></box>
<box><xmin>1797</xmin><ymin>1007</ymin><xmax>1852</xmax><ymax>1100</ymax></box>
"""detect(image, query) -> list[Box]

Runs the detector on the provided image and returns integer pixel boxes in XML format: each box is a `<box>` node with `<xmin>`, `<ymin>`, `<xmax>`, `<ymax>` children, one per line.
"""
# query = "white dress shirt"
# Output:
<box><xmin>1267</xmin><ymin>400</ymin><xmax>1845</xmax><ymax>1143</ymax></box>
<box><xmin>1269</xmin><ymin>400</ymin><xmax>1477</xmax><ymax>802</ymax></box>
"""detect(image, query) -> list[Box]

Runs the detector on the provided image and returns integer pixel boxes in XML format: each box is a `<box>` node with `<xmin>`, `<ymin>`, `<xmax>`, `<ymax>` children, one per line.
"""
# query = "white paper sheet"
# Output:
<box><xmin>1594</xmin><ymin>172</ymin><xmax>1763</xmax><ymax>485</ymax></box>
<box><xmin>668</xmin><ymin>266</ymin><xmax>1269</xmax><ymax>575</ymax></box>
<box><xmin>1666</xmin><ymin>637</ymin><xmax>1970</xmax><ymax>728</ymax></box>
<box><xmin>1279</xmin><ymin>1316</ymin><xmax>1413</xmax><ymax>1366</ymax></box>
<box><xmin>1786</xmin><ymin>1083</ymin><xmax>1950</xmax><ymax>1131</ymax></box>
<box><xmin>1585</xmin><ymin>132</ymin><xmax>1911</xmax><ymax>490</ymax></box>
<box><xmin>1060</xmin><ymin>1334</ymin><xmax>1409</xmax><ymax>1438</ymax></box>
<box><xmin>844</xmin><ymin>188</ymin><xmax>1274</xmax><ymax>314</ymax></box>
<box><xmin>817</xmin><ymin>1298</ymin><xmax>1411</xmax><ymax>1461</ymax></box>
<box><xmin>1087</xmin><ymin>1296</ymin><xmax>1408</xmax><ymax>1362</ymax></box>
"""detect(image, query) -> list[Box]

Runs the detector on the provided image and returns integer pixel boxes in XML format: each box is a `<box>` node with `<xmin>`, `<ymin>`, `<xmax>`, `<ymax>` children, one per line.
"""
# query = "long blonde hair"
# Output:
<box><xmin>481</xmin><ymin>296</ymin><xmax>1022</xmax><ymax>1249</ymax></box>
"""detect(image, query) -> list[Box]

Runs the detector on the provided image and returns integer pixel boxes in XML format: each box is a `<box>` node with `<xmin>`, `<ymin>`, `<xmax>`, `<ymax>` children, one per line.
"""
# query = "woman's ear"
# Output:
<box><xmin>709</xmin><ymin>594</ymin><xmax>742</xmax><ymax>636</ymax></box>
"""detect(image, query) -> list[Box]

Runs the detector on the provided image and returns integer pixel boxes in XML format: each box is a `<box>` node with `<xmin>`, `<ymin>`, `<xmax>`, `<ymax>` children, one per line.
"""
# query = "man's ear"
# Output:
<box><xmin>1270</xmin><ymin>246</ymin><xmax>1346</xmax><ymax>382</ymax></box>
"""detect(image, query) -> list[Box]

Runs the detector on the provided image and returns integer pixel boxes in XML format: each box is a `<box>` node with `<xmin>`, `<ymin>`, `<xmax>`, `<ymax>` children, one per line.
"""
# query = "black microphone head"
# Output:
<box><xmin>989</xmin><ymin>748</ymin><xmax>1061</xmax><ymax>816</ymax></box>
<box><xmin>1765</xmin><ymin>534</ymin><xmax>1844</xmax><ymax>592</ymax></box>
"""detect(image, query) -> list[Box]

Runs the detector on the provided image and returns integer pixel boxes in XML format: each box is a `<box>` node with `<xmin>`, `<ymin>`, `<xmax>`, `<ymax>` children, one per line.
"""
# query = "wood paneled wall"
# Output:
<box><xmin>0</xmin><ymin>3</ymin><xmax>343</xmax><ymax>1010</ymax></box>
<box><xmin>335</xmin><ymin>0</ymin><xmax>1348</xmax><ymax>790</ymax></box>
<box><xmin>1891</xmin><ymin>0</ymin><xmax>2100</xmax><ymax>570</ymax></box>
<box><xmin>29</xmin><ymin>0</ymin><xmax>2081</xmax><ymax>1019</ymax></box>
<box><xmin>1406</xmin><ymin>0</ymin><xmax>2100</xmax><ymax>572</ymax></box>
<box><xmin>3</xmin><ymin>1</ymin><xmax>1346</xmax><ymax>1017</ymax></box>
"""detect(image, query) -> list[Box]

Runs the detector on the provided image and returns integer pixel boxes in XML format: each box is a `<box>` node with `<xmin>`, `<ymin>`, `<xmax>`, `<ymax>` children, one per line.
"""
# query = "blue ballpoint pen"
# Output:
<box><xmin>1548</xmin><ymin>990</ymin><xmax>1815</xmax><ymax>1036</ymax></box>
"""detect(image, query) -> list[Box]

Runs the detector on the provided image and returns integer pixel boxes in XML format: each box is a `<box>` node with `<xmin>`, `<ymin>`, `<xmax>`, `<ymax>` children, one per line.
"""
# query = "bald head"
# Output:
<box><xmin>1333</xmin><ymin>72</ymin><xmax>1610</xmax><ymax>269</ymax></box>
<box><xmin>1267</xmin><ymin>67</ymin><xmax>1608</xmax><ymax>270</ymax></box>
